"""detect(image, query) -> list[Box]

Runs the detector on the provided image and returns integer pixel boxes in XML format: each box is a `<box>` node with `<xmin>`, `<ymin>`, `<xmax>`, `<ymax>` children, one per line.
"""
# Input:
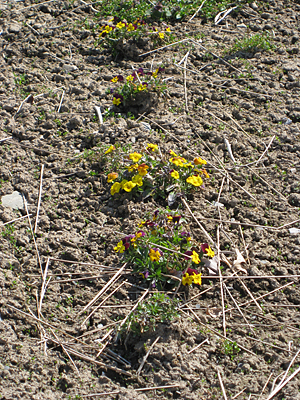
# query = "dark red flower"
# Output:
<box><xmin>184</xmin><ymin>250</ymin><xmax>192</xmax><ymax>260</ymax></box>
<box><xmin>201</xmin><ymin>243</ymin><xmax>209</xmax><ymax>253</ymax></box>
<box><xmin>187</xmin><ymin>268</ymin><xmax>198</xmax><ymax>275</ymax></box>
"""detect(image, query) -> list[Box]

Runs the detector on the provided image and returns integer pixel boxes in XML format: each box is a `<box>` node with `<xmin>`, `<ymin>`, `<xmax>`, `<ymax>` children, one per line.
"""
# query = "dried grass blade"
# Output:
<box><xmin>79</xmin><ymin>263</ymin><xmax>127</xmax><ymax>316</ymax></box>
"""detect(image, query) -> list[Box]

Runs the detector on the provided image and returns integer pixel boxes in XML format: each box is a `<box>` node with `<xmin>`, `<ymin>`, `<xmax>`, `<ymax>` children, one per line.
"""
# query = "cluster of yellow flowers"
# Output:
<box><xmin>105</xmin><ymin>144</ymin><xmax>209</xmax><ymax>197</ymax></box>
<box><xmin>169</xmin><ymin>151</ymin><xmax>208</xmax><ymax>187</ymax></box>
<box><xmin>182</xmin><ymin>271</ymin><xmax>202</xmax><ymax>286</ymax></box>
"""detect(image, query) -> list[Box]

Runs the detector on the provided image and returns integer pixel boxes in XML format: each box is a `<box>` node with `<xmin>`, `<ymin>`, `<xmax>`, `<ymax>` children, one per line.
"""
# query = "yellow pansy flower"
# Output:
<box><xmin>170</xmin><ymin>156</ymin><xmax>187</xmax><ymax>167</ymax></box>
<box><xmin>123</xmin><ymin>181</ymin><xmax>137</xmax><ymax>192</ymax></box>
<box><xmin>193</xmin><ymin>273</ymin><xmax>202</xmax><ymax>285</ymax></box>
<box><xmin>129</xmin><ymin>152</ymin><xmax>142</xmax><ymax>163</ymax></box>
<box><xmin>138</xmin><ymin>163</ymin><xmax>149</xmax><ymax>176</ymax></box>
<box><xmin>127</xmin><ymin>23</ymin><xmax>135</xmax><ymax>31</ymax></box>
<box><xmin>107</xmin><ymin>172</ymin><xmax>118</xmax><ymax>183</ymax></box>
<box><xmin>149</xmin><ymin>248</ymin><xmax>161</xmax><ymax>262</ymax></box>
<box><xmin>111</xmin><ymin>182</ymin><xmax>122</xmax><ymax>195</ymax></box>
<box><xmin>183</xmin><ymin>162</ymin><xmax>193</xmax><ymax>168</ymax></box>
<box><xmin>127</xmin><ymin>163</ymin><xmax>138</xmax><ymax>172</ymax></box>
<box><xmin>146</xmin><ymin>143</ymin><xmax>158</xmax><ymax>152</ymax></box>
<box><xmin>170</xmin><ymin>170</ymin><xmax>179</xmax><ymax>180</ymax></box>
<box><xmin>120</xmin><ymin>179</ymin><xmax>128</xmax><ymax>189</ymax></box>
<box><xmin>182</xmin><ymin>273</ymin><xmax>194</xmax><ymax>286</ymax></box>
<box><xmin>132</xmin><ymin>175</ymin><xmax>143</xmax><ymax>187</ymax></box>
<box><xmin>158</xmin><ymin>32</ymin><xmax>164</xmax><ymax>39</ymax></box>
<box><xmin>206</xmin><ymin>247</ymin><xmax>215</xmax><ymax>258</ymax></box>
<box><xmin>191</xmin><ymin>251</ymin><xmax>200</xmax><ymax>264</ymax></box>
<box><xmin>116</xmin><ymin>22</ymin><xmax>126</xmax><ymax>29</ymax></box>
<box><xmin>113</xmin><ymin>97</ymin><xmax>121</xmax><ymax>106</ymax></box>
<box><xmin>104</xmin><ymin>145</ymin><xmax>115</xmax><ymax>154</ymax></box>
<box><xmin>138</xmin><ymin>84</ymin><xmax>147</xmax><ymax>91</ymax></box>
<box><xmin>194</xmin><ymin>157</ymin><xmax>207</xmax><ymax>165</ymax></box>
<box><xmin>114</xmin><ymin>241</ymin><xmax>125</xmax><ymax>253</ymax></box>
<box><xmin>186</xmin><ymin>175</ymin><xmax>203</xmax><ymax>187</ymax></box>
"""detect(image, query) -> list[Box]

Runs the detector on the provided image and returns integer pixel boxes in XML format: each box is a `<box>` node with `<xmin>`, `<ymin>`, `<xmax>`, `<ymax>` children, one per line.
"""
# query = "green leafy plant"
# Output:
<box><xmin>229</xmin><ymin>33</ymin><xmax>274</xmax><ymax>54</ymax></box>
<box><xmin>105</xmin><ymin>144</ymin><xmax>210</xmax><ymax>204</ymax></box>
<box><xmin>114</xmin><ymin>209</ymin><xmax>215</xmax><ymax>288</ymax></box>
<box><xmin>222</xmin><ymin>340</ymin><xmax>241</xmax><ymax>360</ymax></box>
<box><xmin>122</xmin><ymin>293</ymin><xmax>179</xmax><ymax>335</ymax></box>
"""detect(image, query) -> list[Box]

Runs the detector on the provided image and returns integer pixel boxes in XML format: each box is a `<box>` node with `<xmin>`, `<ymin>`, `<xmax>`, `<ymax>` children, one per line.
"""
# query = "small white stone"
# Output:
<box><xmin>289</xmin><ymin>228</ymin><xmax>300</xmax><ymax>235</ymax></box>
<box><xmin>1</xmin><ymin>191</ymin><xmax>24</xmax><ymax>210</ymax></box>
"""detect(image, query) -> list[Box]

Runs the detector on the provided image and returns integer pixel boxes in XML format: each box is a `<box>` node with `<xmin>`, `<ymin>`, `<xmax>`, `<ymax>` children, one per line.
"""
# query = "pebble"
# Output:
<box><xmin>1</xmin><ymin>191</ymin><xmax>24</xmax><ymax>210</ymax></box>
<box><xmin>289</xmin><ymin>228</ymin><xmax>300</xmax><ymax>235</ymax></box>
<box><xmin>8</xmin><ymin>23</ymin><xmax>21</xmax><ymax>34</ymax></box>
<box><xmin>63</xmin><ymin>64</ymin><xmax>78</xmax><ymax>73</ymax></box>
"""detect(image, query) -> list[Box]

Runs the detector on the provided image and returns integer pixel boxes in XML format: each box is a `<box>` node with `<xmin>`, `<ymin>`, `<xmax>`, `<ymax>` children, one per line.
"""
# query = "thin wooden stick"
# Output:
<box><xmin>218</xmin><ymin>370</ymin><xmax>228</xmax><ymax>400</ymax></box>
<box><xmin>182</xmin><ymin>197</ymin><xmax>215</xmax><ymax>246</ymax></box>
<box><xmin>0</xmin><ymin>136</ymin><xmax>12</xmax><ymax>143</ymax></box>
<box><xmin>258</xmin><ymin>374</ymin><xmax>273</xmax><ymax>400</ymax></box>
<box><xmin>47</xmin><ymin>337</ymin><xmax>132</xmax><ymax>376</ymax></box>
<box><xmin>183</xmin><ymin>306</ymin><xmax>257</xmax><ymax>356</ymax></box>
<box><xmin>187</xmin><ymin>338</ymin><xmax>209</xmax><ymax>354</ymax></box>
<box><xmin>217</xmin><ymin>226</ymin><xmax>226</xmax><ymax>337</ymax></box>
<box><xmin>57</xmin><ymin>90</ymin><xmax>65</xmax><ymax>113</ymax></box>
<box><xmin>232</xmin><ymin>387</ymin><xmax>247</xmax><ymax>399</ymax></box>
<box><xmin>82</xmin><ymin>385</ymin><xmax>180</xmax><ymax>397</ymax></box>
<box><xmin>225</xmin><ymin>281</ymin><xmax>294</xmax><ymax>313</ymax></box>
<box><xmin>34</xmin><ymin>164</ymin><xmax>44</xmax><ymax>234</ymax></box>
<box><xmin>79</xmin><ymin>263</ymin><xmax>127</xmax><ymax>316</ymax></box>
<box><xmin>183</xmin><ymin>51</ymin><xmax>189</xmax><ymax>113</ymax></box>
<box><xmin>247</xmin><ymin>165</ymin><xmax>290</xmax><ymax>204</ymax></box>
<box><xmin>50</xmin><ymin>328</ymin><xmax>80</xmax><ymax>376</ymax></box>
<box><xmin>23</xmin><ymin>195</ymin><xmax>43</xmax><ymax>276</ymax></box>
<box><xmin>17</xmin><ymin>0</ymin><xmax>57</xmax><ymax>12</ymax></box>
<box><xmin>188</xmin><ymin>0</ymin><xmax>207</xmax><ymax>21</ymax></box>
<box><xmin>224</xmin><ymin>283</ymin><xmax>255</xmax><ymax>335</ymax></box>
<box><xmin>0</xmin><ymin>214</ymin><xmax>32</xmax><ymax>227</ymax></box>
<box><xmin>14</xmin><ymin>94</ymin><xmax>34</xmax><ymax>117</ymax></box>
<box><xmin>183</xmin><ymin>274</ymin><xmax>300</xmax><ymax>280</ymax></box>
<box><xmin>117</xmin><ymin>288</ymin><xmax>150</xmax><ymax>333</ymax></box>
<box><xmin>81</xmin><ymin>280</ymin><xmax>127</xmax><ymax>325</ymax></box>
<box><xmin>94</xmin><ymin>106</ymin><xmax>103</xmax><ymax>124</ymax></box>
<box><xmin>139</xmin><ymin>38</ymin><xmax>190</xmax><ymax>57</ymax></box>
<box><xmin>267</xmin><ymin>364</ymin><xmax>300</xmax><ymax>400</ymax></box>
<box><xmin>137</xmin><ymin>336</ymin><xmax>160</xmax><ymax>376</ymax></box>
<box><xmin>49</xmin><ymin>257</ymin><xmax>117</xmax><ymax>268</ymax></box>
<box><xmin>277</xmin><ymin>347</ymin><xmax>300</xmax><ymax>388</ymax></box>
<box><xmin>244</xmin><ymin>135</ymin><xmax>275</xmax><ymax>167</ymax></box>
<box><xmin>38</xmin><ymin>257</ymin><xmax>50</xmax><ymax>317</ymax></box>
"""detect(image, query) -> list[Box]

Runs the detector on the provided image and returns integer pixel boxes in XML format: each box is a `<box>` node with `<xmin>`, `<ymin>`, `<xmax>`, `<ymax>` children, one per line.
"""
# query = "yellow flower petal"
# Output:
<box><xmin>129</xmin><ymin>152</ymin><xmax>142</xmax><ymax>163</ymax></box>
<box><xmin>186</xmin><ymin>175</ymin><xmax>203</xmax><ymax>187</ymax></box>
<box><xmin>123</xmin><ymin>181</ymin><xmax>137</xmax><ymax>192</ymax></box>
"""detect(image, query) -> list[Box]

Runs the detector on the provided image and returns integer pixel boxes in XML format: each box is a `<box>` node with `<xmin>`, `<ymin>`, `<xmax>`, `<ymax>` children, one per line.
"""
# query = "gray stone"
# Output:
<box><xmin>1</xmin><ymin>191</ymin><xmax>24</xmax><ymax>210</ymax></box>
<box><xmin>8</xmin><ymin>23</ymin><xmax>21</xmax><ymax>34</ymax></box>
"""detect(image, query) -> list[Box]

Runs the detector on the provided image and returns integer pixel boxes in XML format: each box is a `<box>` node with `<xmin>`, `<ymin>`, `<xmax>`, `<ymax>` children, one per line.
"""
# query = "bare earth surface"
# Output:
<box><xmin>1</xmin><ymin>0</ymin><xmax>300</xmax><ymax>399</ymax></box>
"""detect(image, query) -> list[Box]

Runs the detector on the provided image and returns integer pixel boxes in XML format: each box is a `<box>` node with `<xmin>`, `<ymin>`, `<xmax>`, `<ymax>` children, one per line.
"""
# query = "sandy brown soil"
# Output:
<box><xmin>1</xmin><ymin>0</ymin><xmax>300</xmax><ymax>399</ymax></box>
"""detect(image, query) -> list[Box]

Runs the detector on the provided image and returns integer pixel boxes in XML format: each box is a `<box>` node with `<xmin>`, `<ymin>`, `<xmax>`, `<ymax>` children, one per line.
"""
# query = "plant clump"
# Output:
<box><xmin>122</xmin><ymin>293</ymin><xmax>179</xmax><ymax>335</ymax></box>
<box><xmin>98</xmin><ymin>16</ymin><xmax>173</xmax><ymax>53</ymax></box>
<box><xmin>108</xmin><ymin>67</ymin><xmax>166</xmax><ymax>109</ymax></box>
<box><xmin>229</xmin><ymin>33</ymin><xmax>274</xmax><ymax>54</ymax></box>
<box><xmin>104</xmin><ymin>144</ymin><xmax>210</xmax><ymax>205</ymax></box>
<box><xmin>114</xmin><ymin>209</ymin><xmax>215</xmax><ymax>289</ymax></box>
